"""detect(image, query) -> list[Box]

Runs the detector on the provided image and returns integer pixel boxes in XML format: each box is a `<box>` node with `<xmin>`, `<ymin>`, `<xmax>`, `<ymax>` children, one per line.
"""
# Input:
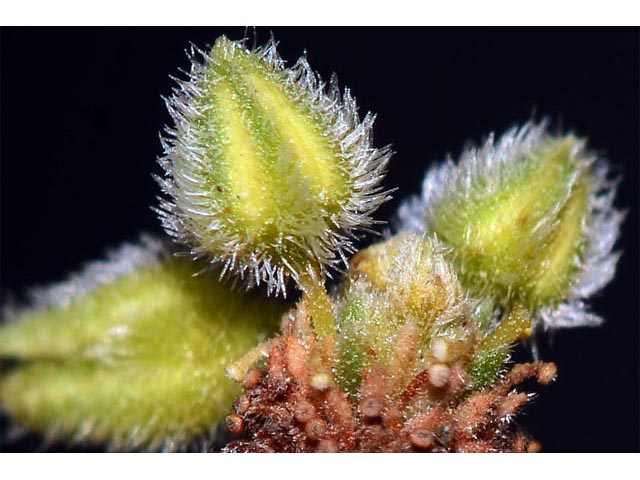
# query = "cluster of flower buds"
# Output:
<box><xmin>0</xmin><ymin>36</ymin><xmax>621</xmax><ymax>452</ymax></box>
<box><xmin>223</xmin><ymin>234</ymin><xmax>555</xmax><ymax>452</ymax></box>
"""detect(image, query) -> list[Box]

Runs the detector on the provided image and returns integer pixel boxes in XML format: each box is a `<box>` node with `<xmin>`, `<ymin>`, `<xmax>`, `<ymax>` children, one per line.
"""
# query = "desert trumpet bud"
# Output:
<box><xmin>348</xmin><ymin>232</ymin><xmax>467</xmax><ymax>325</ymax></box>
<box><xmin>397</xmin><ymin>122</ymin><xmax>622</xmax><ymax>329</ymax></box>
<box><xmin>155</xmin><ymin>36</ymin><xmax>392</xmax><ymax>296</ymax></box>
<box><xmin>336</xmin><ymin>233</ymin><xmax>474</xmax><ymax>394</ymax></box>
<box><xmin>0</xmin><ymin>236</ymin><xmax>282</xmax><ymax>451</ymax></box>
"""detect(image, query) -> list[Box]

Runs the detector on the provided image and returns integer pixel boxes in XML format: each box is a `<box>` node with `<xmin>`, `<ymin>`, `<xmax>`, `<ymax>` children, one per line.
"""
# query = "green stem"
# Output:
<box><xmin>298</xmin><ymin>272</ymin><xmax>335</xmax><ymax>340</ymax></box>
<box><xmin>478</xmin><ymin>303</ymin><xmax>532</xmax><ymax>352</ymax></box>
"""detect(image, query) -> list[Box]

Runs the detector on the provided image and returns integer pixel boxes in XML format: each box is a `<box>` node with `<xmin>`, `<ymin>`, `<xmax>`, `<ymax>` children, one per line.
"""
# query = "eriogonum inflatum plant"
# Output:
<box><xmin>0</xmin><ymin>35</ymin><xmax>623</xmax><ymax>453</ymax></box>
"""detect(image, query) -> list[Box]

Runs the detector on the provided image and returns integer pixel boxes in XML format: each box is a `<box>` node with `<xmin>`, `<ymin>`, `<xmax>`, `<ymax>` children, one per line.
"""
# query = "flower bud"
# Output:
<box><xmin>0</xmin><ymin>236</ymin><xmax>282</xmax><ymax>450</ymax></box>
<box><xmin>349</xmin><ymin>233</ymin><xmax>465</xmax><ymax>325</ymax></box>
<box><xmin>397</xmin><ymin>122</ymin><xmax>622</xmax><ymax>329</ymax></box>
<box><xmin>156</xmin><ymin>36</ymin><xmax>392</xmax><ymax>295</ymax></box>
<box><xmin>336</xmin><ymin>233</ymin><xmax>474</xmax><ymax>394</ymax></box>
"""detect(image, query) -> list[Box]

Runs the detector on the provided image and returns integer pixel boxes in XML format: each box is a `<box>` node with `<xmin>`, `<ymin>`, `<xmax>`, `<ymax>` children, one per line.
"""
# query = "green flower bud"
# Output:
<box><xmin>348</xmin><ymin>233</ymin><xmax>466</xmax><ymax>326</ymax></box>
<box><xmin>336</xmin><ymin>233</ymin><xmax>475</xmax><ymax>394</ymax></box>
<box><xmin>397</xmin><ymin>122</ymin><xmax>622</xmax><ymax>329</ymax></box>
<box><xmin>0</xmin><ymin>236</ymin><xmax>282</xmax><ymax>451</ymax></box>
<box><xmin>156</xmin><ymin>37</ymin><xmax>392</xmax><ymax>296</ymax></box>
<box><xmin>342</xmin><ymin>234</ymin><xmax>536</xmax><ymax>395</ymax></box>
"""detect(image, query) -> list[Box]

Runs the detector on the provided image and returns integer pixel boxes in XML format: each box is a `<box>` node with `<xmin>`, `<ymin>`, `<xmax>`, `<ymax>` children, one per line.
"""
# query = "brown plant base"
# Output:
<box><xmin>222</xmin><ymin>320</ymin><xmax>557</xmax><ymax>453</ymax></box>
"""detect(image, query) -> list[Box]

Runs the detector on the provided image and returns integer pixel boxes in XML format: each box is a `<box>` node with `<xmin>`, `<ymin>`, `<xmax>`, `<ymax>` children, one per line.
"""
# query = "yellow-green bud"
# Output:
<box><xmin>156</xmin><ymin>37</ymin><xmax>392</xmax><ymax>296</ymax></box>
<box><xmin>338</xmin><ymin>234</ymin><xmax>539</xmax><ymax>395</ymax></box>
<box><xmin>397</xmin><ymin>122</ymin><xmax>622</xmax><ymax>329</ymax></box>
<box><xmin>349</xmin><ymin>233</ymin><xmax>466</xmax><ymax>326</ymax></box>
<box><xmin>0</xmin><ymin>236</ymin><xmax>282</xmax><ymax>451</ymax></box>
<box><xmin>336</xmin><ymin>233</ymin><xmax>475</xmax><ymax>394</ymax></box>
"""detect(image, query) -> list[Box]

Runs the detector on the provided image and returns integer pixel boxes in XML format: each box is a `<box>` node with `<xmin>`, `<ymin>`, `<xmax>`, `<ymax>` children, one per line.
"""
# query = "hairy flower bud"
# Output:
<box><xmin>155</xmin><ymin>36</ymin><xmax>392</xmax><ymax>295</ymax></box>
<box><xmin>397</xmin><ymin>122</ymin><xmax>623</xmax><ymax>329</ymax></box>
<box><xmin>336</xmin><ymin>233</ymin><xmax>474</xmax><ymax>394</ymax></box>
<box><xmin>349</xmin><ymin>233</ymin><xmax>466</xmax><ymax>325</ymax></box>
<box><xmin>0</xmin><ymin>236</ymin><xmax>282</xmax><ymax>451</ymax></box>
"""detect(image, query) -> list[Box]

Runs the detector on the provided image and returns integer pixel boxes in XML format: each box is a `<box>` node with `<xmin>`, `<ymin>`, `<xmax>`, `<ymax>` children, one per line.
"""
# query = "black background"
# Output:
<box><xmin>1</xmin><ymin>27</ymin><xmax>638</xmax><ymax>452</ymax></box>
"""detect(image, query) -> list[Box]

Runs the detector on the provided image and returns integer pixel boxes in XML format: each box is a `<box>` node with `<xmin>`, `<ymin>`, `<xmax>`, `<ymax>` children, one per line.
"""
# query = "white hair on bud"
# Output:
<box><xmin>155</xmin><ymin>38</ymin><xmax>393</xmax><ymax>296</ymax></box>
<box><xmin>536</xmin><ymin>160</ymin><xmax>624</xmax><ymax>330</ymax></box>
<box><xmin>397</xmin><ymin>122</ymin><xmax>554</xmax><ymax>236</ymax></box>
<box><xmin>24</xmin><ymin>234</ymin><xmax>168</xmax><ymax>311</ymax></box>
<box><xmin>389</xmin><ymin>233</ymin><xmax>469</xmax><ymax>332</ymax></box>
<box><xmin>396</xmin><ymin>121</ymin><xmax>623</xmax><ymax>330</ymax></box>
